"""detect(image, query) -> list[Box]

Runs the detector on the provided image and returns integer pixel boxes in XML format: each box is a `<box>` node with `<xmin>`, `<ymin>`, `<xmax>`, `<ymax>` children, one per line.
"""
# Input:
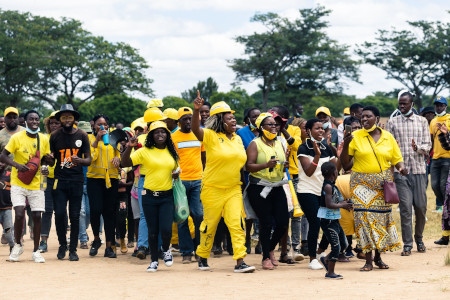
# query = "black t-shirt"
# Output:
<box><xmin>50</xmin><ymin>128</ymin><xmax>90</xmax><ymax>182</ymax></box>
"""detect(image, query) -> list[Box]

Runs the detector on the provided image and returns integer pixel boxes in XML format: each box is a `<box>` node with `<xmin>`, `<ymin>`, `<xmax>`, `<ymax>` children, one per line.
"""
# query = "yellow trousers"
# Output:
<box><xmin>170</xmin><ymin>216</ymin><xmax>195</xmax><ymax>245</ymax></box>
<box><xmin>196</xmin><ymin>185</ymin><xmax>246</xmax><ymax>261</ymax></box>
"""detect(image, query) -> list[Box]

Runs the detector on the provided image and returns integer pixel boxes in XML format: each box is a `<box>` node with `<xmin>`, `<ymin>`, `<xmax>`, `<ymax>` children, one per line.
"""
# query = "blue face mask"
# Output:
<box><xmin>25</xmin><ymin>123</ymin><xmax>40</xmax><ymax>134</ymax></box>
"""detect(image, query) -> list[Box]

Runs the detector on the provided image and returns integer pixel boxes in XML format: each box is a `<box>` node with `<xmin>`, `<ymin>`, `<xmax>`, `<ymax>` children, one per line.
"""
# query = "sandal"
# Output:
<box><xmin>279</xmin><ymin>253</ymin><xmax>295</xmax><ymax>264</ymax></box>
<box><xmin>360</xmin><ymin>263</ymin><xmax>373</xmax><ymax>272</ymax></box>
<box><xmin>401</xmin><ymin>246</ymin><xmax>412</xmax><ymax>256</ymax></box>
<box><xmin>374</xmin><ymin>259</ymin><xmax>389</xmax><ymax>269</ymax></box>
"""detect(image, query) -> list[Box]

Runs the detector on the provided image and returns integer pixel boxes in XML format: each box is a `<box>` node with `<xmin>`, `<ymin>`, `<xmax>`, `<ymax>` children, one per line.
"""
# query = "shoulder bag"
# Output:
<box><xmin>17</xmin><ymin>133</ymin><xmax>41</xmax><ymax>185</ymax></box>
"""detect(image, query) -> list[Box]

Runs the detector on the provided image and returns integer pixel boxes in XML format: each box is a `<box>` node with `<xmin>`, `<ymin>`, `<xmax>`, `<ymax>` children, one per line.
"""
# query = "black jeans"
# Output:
<box><xmin>53</xmin><ymin>180</ymin><xmax>83</xmax><ymax>252</ymax></box>
<box><xmin>320</xmin><ymin>219</ymin><xmax>347</xmax><ymax>262</ymax></box>
<box><xmin>141</xmin><ymin>191</ymin><xmax>174</xmax><ymax>262</ymax></box>
<box><xmin>298</xmin><ymin>193</ymin><xmax>322</xmax><ymax>258</ymax></box>
<box><xmin>87</xmin><ymin>178</ymin><xmax>118</xmax><ymax>244</ymax></box>
<box><xmin>248</xmin><ymin>184</ymin><xmax>289</xmax><ymax>260</ymax></box>
<box><xmin>116</xmin><ymin>191</ymin><xmax>128</xmax><ymax>239</ymax></box>
<box><xmin>41</xmin><ymin>177</ymin><xmax>55</xmax><ymax>237</ymax></box>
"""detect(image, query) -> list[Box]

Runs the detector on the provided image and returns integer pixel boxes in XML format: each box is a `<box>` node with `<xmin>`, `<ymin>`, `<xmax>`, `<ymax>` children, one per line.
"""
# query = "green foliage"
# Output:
<box><xmin>181</xmin><ymin>77</ymin><xmax>219</xmax><ymax>102</ymax></box>
<box><xmin>210</xmin><ymin>88</ymin><xmax>255</xmax><ymax>123</ymax></box>
<box><xmin>229</xmin><ymin>6</ymin><xmax>360</xmax><ymax>110</ymax></box>
<box><xmin>359</xmin><ymin>92</ymin><xmax>397</xmax><ymax>117</ymax></box>
<box><xmin>162</xmin><ymin>96</ymin><xmax>192</xmax><ymax>109</ymax></box>
<box><xmin>356</xmin><ymin>17</ymin><xmax>450</xmax><ymax>109</ymax></box>
<box><xmin>77</xmin><ymin>94</ymin><xmax>147</xmax><ymax>126</ymax></box>
<box><xmin>0</xmin><ymin>10</ymin><xmax>153</xmax><ymax>109</ymax></box>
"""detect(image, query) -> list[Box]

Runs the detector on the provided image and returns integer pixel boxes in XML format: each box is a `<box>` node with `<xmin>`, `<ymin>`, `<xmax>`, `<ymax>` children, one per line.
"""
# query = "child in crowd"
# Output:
<box><xmin>0</xmin><ymin>162</ymin><xmax>14</xmax><ymax>252</ymax></box>
<box><xmin>318</xmin><ymin>162</ymin><xmax>353</xmax><ymax>279</ymax></box>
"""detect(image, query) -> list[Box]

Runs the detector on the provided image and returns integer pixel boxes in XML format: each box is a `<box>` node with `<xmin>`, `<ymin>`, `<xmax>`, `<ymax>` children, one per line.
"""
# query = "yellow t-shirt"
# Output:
<box><xmin>202</xmin><ymin>129</ymin><xmax>246</xmax><ymax>188</ymax></box>
<box><xmin>335</xmin><ymin>173</ymin><xmax>355</xmax><ymax>235</ymax></box>
<box><xmin>250</xmin><ymin>138</ymin><xmax>286</xmax><ymax>182</ymax></box>
<box><xmin>287</xmin><ymin>125</ymin><xmax>301</xmax><ymax>175</ymax></box>
<box><xmin>86</xmin><ymin>134</ymin><xmax>120</xmax><ymax>179</ymax></box>
<box><xmin>137</xmin><ymin>133</ymin><xmax>148</xmax><ymax>175</ymax></box>
<box><xmin>171</xmin><ymin>130</ymin><xmax>204</xmax><ymax>181</ymax></box>
<box><xmin>430</xmin><ymin>114</ymin><xmax>450</xmax><ymax>159</ymax></box>
<box><xmin>5</xmin><ymin>131</ymin><xmax>50</xmax><ymax>190</ymax></box>
<box><xmin>348</xmin><ymin>128</ymin><xmax>403</xmax><ymax>173</ymax></box>
<box><xmin>130</xmin><ymin>147</ymin><xmax>176</xmax><ymax>191</ymax></box>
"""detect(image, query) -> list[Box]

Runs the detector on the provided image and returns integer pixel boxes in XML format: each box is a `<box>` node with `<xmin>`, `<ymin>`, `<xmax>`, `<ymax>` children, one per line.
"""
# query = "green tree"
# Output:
<box><xmin>356</xmin><ymin>18</ymin><xmax>450</xmax><ymax>109</ymax></box>
<box><xmin>77</xmin><ymin>94</ymin><xmax>147</xmax><ymax>126</ymax></box>
<box><xmin>0</xmin><ymin>10</ymin><xmax>154</xmax><ymax>109</ymax></box>
<box><xmin>162</xmin><ymin>96</ymin><xmax>192</xmax><ymax>109</ymax></box>
<box><xmin>210</xmin><ymin>88</ymin><xmax>255</xmax><ymax>123</ymax></box>
<box><xmin>181</xmin><ymin>77</ymin><xmax>219</xmax><ymax>102</ymax></box>
<box><xmin>229</xmin><ymin>6</ymin><xmax>360</xmax><ymax>111</ymax></box>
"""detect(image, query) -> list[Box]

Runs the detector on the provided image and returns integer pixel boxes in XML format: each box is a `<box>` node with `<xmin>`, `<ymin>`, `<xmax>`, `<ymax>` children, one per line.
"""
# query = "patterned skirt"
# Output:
<box><xmin>350</xmin><ymin>170</ymin><xmax>401</xmax><ymax>253</ymax></box>
<box><xmin>443</xmin><ymin>171</ymin><xmax>450</xmax><ymax>231</ymax></box>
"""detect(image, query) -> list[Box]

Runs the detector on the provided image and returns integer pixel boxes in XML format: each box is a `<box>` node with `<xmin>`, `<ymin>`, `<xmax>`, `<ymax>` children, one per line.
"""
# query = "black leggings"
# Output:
<box><xmin>87</xmin><ymin>178</ymin><xmax>118</xmax><ymax>244</ymax></box>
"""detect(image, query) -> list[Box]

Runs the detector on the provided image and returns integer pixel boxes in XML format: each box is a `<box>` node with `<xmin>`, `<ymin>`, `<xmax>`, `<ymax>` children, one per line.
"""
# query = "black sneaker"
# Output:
<box><xmin>234</xmin><ymin>261</ymin><xmax>255</xmax><ymax>273</ymax></box>
<box><xmin>198</xmin><ymin>258</ymin><xmax>210</xmax><ymax>271</ymax></box>
<box><xmin>57</xmin><ymin>245</ymin><xmax>67</xmax><ymax>260</ymax></box>
<box><xmin>136</xmin><ymin>246</ymin><xmax>147</xmax><ymax>259</ymax></box>
<box><xmin>132</xmin><ymin>249</ymin><xmax>138</xmax><ymax>257</ymax></box>
<box><xmin>69</xmin><ymin>251</ymin><xmax>79</xmax><ymax>261</ymax></box>
<box><xmin>89</xmin><ymin>239</ymin><xmax>102</xmax><ymax>256</ymax></box>
<box><xmin>104</xmin><ymin>247</ymin><xmax>117</xmax><ymax>258</ymax></box>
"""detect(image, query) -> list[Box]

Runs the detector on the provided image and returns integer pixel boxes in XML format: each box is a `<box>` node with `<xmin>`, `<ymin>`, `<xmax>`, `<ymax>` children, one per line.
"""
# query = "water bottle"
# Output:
<box><xmin>100</xmin><ymin>125</ymin><xmax>109</xmax><ymax>145</ymax></box>
<box><xmin>40</xmin><ymin>165</ymin><xmax>48</xmax><ymax>191</ymax></box>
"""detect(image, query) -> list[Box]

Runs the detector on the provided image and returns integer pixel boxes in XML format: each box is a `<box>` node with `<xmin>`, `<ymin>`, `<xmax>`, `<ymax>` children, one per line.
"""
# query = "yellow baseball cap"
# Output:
<box><xmin>315</xmin><ymin>106</ymin><xmax>331</xmax><ymax>117</ymax></box>
<box><xmin>146</xmin><ymin>98</ymin><xmax>164</xmax><ymax>108</ymax></box>
<box><xmin>178</xmin><ymin>107</ymin><xmax>193</xmax><ymax>119</ymax></box>
<box><xmin>163</xmin><ymin>108</ymin><xmax>179</xmax><ymax>120</ymax></box>
<box><xmin>4</xmin><ymin>107</ymin><xmax>19</xmax><ymax>117</ymax></box>
<box><xmin>210</xmin><ymin>101</ymin><xmax>234</xmax><ymax>116</ymax></box>
<box><xmin>343</xmin><ymin>107</ymin><xmax>350</xmax><ymax>115</ymax></box>
<box><xmin>255</xmin><ymin>112</ymin><xmax>273</xmax><ymax>129</ymax></box>
<box><xmin>143</xmin><ymin>107</ymin><xmax>166</xmax><ymax>123</ymax></box>
<box><xmin>149</xmin><ymin>120</ymin><xmax>169</xmax><ymax>132</ymax></box>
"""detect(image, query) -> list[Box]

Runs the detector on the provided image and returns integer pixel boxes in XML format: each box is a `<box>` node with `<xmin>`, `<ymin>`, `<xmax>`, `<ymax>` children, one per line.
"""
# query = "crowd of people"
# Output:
<box><xmin>0</xmin><ymin>90</ymin><xmax>449</xmax><ymax>278</ymax></box>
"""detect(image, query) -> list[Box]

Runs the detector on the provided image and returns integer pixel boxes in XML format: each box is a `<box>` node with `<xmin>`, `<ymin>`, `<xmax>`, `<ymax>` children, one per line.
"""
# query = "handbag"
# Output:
<box><xmin>17</xmin><ymin>134</ymin><xmax>41</xmax><ymax>185</ymax></box>
<box><xmin>173</xmin><ymin>178</ymin><xmax>189</xmax><ymax>224</ymax></box>
<box><xmin>367</xmin><ymin>137</ymin><xmax>400</xmax><ymax>204</ymax></box>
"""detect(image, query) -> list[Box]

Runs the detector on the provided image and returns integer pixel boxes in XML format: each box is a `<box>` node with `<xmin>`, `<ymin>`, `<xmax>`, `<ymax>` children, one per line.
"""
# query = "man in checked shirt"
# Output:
<box><xmin>387</xmin><ymin>90</ymin><xmax>431</xmax><ymax>256</ymax></box>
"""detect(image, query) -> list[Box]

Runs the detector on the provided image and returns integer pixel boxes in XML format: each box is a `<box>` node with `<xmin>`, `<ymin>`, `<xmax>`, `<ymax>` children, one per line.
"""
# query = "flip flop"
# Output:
<box><xmin>279</xmin><ymin>253</ymin><xmax>295</xmax><ymax>264</ymax></box>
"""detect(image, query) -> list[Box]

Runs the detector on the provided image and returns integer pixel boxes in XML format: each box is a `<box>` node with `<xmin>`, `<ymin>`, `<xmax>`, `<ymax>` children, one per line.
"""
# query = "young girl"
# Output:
<box><xmin>318</xmin><ymin>162</ymin><xmax>353</xmax><ymax>279</ymax></box>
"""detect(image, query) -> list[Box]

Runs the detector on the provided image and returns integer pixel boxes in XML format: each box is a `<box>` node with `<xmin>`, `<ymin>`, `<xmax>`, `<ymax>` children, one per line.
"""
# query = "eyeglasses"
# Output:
<box><xmin>60</xmin><ymin>115</ymin><xmax>74</xmax><ymax>121</ymax></box>
<box><xmin>262</xmin><ymin>123</ymin><xmax>281</xmax><ymax>127</ymax></box>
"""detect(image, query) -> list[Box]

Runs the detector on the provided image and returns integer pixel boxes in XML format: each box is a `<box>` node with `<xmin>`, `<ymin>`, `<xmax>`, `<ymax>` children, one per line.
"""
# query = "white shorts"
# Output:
<box><xmin>10</xmin><ymin>186</ymin><xmax>45</xmax><ymax>212</ymax></box>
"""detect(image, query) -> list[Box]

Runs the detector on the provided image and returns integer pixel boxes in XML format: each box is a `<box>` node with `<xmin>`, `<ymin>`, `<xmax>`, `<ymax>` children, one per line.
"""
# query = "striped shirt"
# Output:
<box><xmin>386</xmin><ymin>113</ymin><xmax>431</xmax><ymax>174</ymax></box>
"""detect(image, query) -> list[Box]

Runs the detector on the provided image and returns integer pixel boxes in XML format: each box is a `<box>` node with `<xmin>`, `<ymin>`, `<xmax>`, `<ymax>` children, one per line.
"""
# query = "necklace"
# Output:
<box><xmin>261</xmin><ymin>136</ymin><xmax>275</xmax><ymax>147</ymax></box>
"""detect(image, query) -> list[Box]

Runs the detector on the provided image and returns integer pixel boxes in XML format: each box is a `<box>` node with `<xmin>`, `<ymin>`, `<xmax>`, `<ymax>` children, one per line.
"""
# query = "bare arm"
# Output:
<box><xmin>245</xmin><ymin>141</ymin><xmax>277</xmax><ymax>173</ymax></box>
<box><xmin>192</xmin><ymin>91</ymin><xmax>204</xmax><ymax>142</ymax></box>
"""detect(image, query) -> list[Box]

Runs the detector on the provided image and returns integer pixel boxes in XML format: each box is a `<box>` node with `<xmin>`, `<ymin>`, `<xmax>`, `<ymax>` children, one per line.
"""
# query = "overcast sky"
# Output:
<box><xmin>2</xmin><ymin>0</ymin><xmax>450</xmax><ymax>101</ymax></box>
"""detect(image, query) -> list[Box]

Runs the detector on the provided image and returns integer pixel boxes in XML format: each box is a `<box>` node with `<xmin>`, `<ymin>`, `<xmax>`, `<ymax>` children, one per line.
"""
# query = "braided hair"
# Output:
<box><xmin>204</xmin><ymin>113</ymin><xmax>227</xmax><ymax>133</ymax></box>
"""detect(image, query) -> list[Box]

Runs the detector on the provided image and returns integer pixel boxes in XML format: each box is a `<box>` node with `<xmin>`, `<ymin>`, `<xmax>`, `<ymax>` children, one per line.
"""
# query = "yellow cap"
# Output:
<box><xmin>315</xmin><ymin>106</ymin><xmax>331</xmax><ymax>117</ymax></box>
<box><xmin>343</xmin><ymin>107</ymin><xmax>350</xmax><ymax>115</ymax></box>
<box><xmin>163</xmin><ymin>108</ymin><xmax>179</xmax><ymax>120</ymax></box>
<box><xmin>49</xmin><ymin>110</ymin><xmax>59</xmax><ymax>118</ymax></box>
<box><xmin>143</xmin><ymin>107</ymin><xmax>166</xmax><ymax>123</ymax></box>
<box><xmin>178</xmin><ymin>107</ymin><xmax>193</xmax><ymax>119</ymax></box>
<box><xmin>149</xmin><ymin>120</ymin><xmax>169</xmax><ymax>132</ymax></box>
<box><xmin>210</xmin><ymin>101</ymin><xmax>234</xmax><ymax>116</ymax></box>
<box><xmin>255</xmin><ymin>112</ymin><xmax>273</xmax><ymax>129</ymax></box>
<box><xmin>130</xmin><ymin>117</ymin><xmax>147</xmax><ymax>131</ymax></box>
<box><xmin>4</xmin><ymin>107</ymin><xmax>19</xmax><ymax>117</ymax></box>
<box><xmin>146</xmin><ymin>98</ymin><xmax>164</xmax><ymax>108</ymax></box>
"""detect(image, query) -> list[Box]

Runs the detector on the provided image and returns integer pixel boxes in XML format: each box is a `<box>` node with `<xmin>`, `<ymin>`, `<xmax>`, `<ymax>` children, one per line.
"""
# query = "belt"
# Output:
<box><xmin>145</xmin><ymin>189</ymin><xmax>172</xmax><ymax>197</ymax></box>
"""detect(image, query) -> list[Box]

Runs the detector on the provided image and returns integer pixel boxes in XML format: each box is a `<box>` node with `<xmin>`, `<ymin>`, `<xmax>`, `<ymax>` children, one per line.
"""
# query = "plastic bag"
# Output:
<box><xmin>173</xmin><ymin>178</ymin><xmax>189</xmax><ymax>224</ymax></box>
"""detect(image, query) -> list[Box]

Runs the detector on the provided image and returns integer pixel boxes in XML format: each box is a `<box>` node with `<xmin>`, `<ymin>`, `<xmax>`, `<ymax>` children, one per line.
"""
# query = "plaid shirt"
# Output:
<box><xmin>387</xmin><ymin>114</ymin><xmax>431</xmax><ymax>174</ymax></box>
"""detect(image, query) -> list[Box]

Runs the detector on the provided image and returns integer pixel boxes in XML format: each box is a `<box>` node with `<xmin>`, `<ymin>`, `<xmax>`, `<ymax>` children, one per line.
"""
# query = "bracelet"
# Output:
<box><xmin>311</xmin><ymin>161</ymin><xmax>318</xmax><ymax>166</ymax></box>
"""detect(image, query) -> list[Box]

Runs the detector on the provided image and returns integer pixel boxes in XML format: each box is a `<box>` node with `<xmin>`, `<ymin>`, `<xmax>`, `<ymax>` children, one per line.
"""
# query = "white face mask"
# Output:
<box><xmin>401</xmin><ymin>108</ymin><xmax>414</xmax><ymax>117</ymax></box>
<box><xmin>25</xmin><ymin>123</ymin><xmax>40</xmax><ymax>134</ymax></box>
<box><xmin>436</xmin><ymin>110</ymin><xmax>447</xmax><ymax>117</ymax></box>
<box><xmin>309</xmin><ymin>130</ymin><xmax>324</xmax><ymax>143</ymax></box>
<box><xmin>322</xmin><ymin>121</ymin><xmax>331</xmax><ymax>130</ymax></box>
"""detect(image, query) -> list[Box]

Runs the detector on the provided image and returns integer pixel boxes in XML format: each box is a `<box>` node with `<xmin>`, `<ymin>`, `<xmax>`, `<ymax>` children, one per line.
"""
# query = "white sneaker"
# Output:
<box><xmin>9</xmin><ymin>244</ymin><xmax>24</xmax><ymax>262</ymax></box>
<box><xmin>308</xmin><ymin>258</ymin><xmax>324</xmax><ymax>270</ymax></box>
<box><xmin>32</xmin><ymin>250</ymin><xmax>45</xmax><ymax>263</ymax></box>
<box><xmin>317</xmin><ymin>252</ymin><xmax>327</xmax><ymax>260</ymax></box>
<box><xmin>147</xmin><ymin>261</ymin><xmax>158</xmax><ymax>272</ymax></box>
<box><xmin>163</xmin><ymin>249</ymin><xmax>173</xmax><ymax>267</ymax></box>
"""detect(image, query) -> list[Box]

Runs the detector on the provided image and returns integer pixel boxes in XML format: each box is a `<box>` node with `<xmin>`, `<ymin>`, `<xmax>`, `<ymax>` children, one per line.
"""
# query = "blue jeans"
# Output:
<box><xmin>78</xmin><ymin>184</ymin><xmax>90</xmax><ymax>243</ymax></box>
<box><xmin>0</xmin><ymin>209</ymin><xmax>14</xmax><ymax>247</ymax></box>
<box><xmin>142</xmin><ymin>191</ymin><xmax>174</xmax><ymax>262</ymax></box>
<box><xmin>430</xmin><ymin>158</ymin><xmax>450</xmax><ymax>208</ymax></box>
<box><xmin>137</xmin><ymin>176</ymin><xmax>148</xmax><ymax>248</ymax></box>
<box><xmin>177</xmin><ymin>179</ymin><xmax>203</xmax><ymax>256</ymax></box>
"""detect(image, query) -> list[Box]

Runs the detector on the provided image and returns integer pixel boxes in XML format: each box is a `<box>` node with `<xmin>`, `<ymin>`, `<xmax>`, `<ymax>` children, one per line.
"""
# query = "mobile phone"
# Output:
<box><xmin>345</xmin><ymin>125</ymin><xmax>352</xmax><ymax>135</ymax></box>
<box><xmin>269</xmin><ymin>156</ymin><xmax>275</xmax><ymax>172</ymax></box>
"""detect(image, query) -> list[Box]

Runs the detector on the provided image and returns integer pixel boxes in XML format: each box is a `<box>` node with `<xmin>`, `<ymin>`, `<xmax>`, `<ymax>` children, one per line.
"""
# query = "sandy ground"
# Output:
<box><xmin>0</xmin><ymin>228</ymin><xmax>449</xmax><ymax>300</ymax></box>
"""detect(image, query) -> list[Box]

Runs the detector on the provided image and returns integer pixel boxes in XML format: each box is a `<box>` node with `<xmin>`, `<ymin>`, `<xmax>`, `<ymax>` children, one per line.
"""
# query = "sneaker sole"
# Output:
<box><xmin>146</xmin><ymin>269</ymin><xmax>157</xmax><ymax>272</ymax></box>
<box><xmin>164</xmin><ymin>261</ymin><xmax>173</xmax><ymax>267</ymax></box>
<box><xmin>234</xmin><ymin>266</ymin><xmax>255</xmax><ymax>273</ymax></box>
<box><xmin>198</xmin><ymin>267</ymin><xmax>210</xmax><ymax>271</ymax></box>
